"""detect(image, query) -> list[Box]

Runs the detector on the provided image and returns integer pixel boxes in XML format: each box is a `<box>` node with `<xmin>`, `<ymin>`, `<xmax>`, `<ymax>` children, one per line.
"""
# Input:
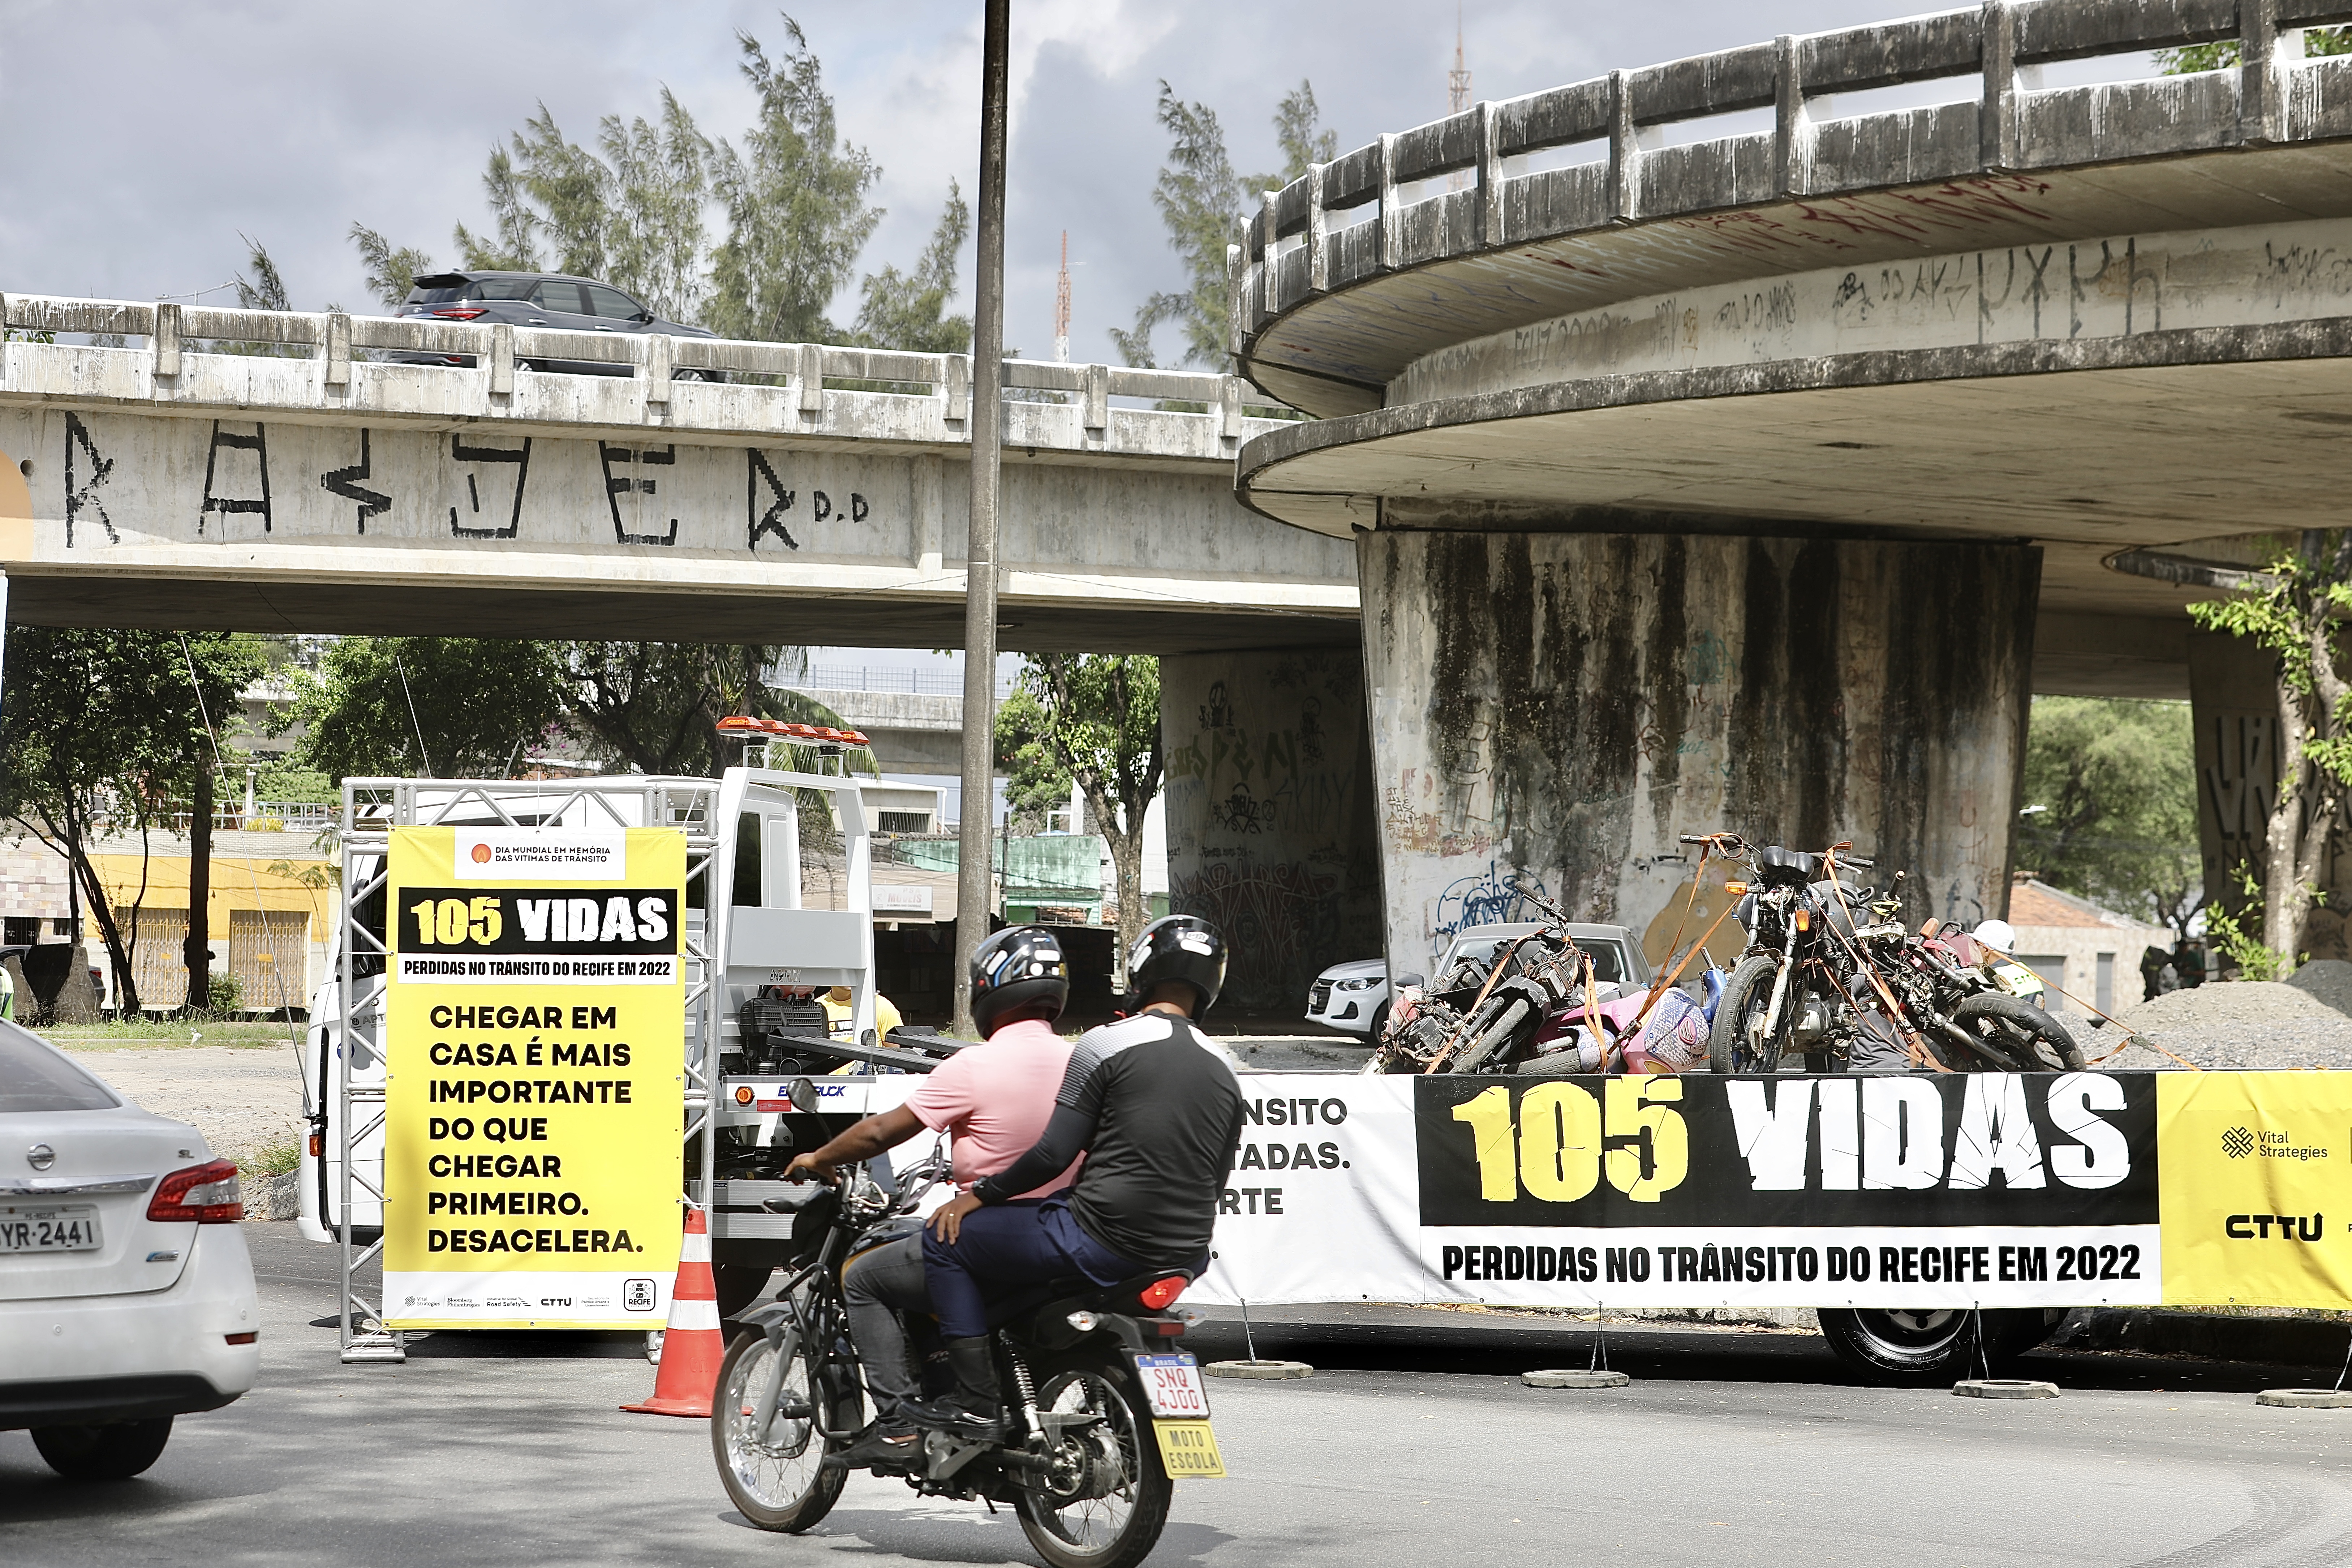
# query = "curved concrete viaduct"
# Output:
<box><xmin>1229</xmin><ymin>0</ymin><xmax>2352</xmax><ymax>960</ymax></box>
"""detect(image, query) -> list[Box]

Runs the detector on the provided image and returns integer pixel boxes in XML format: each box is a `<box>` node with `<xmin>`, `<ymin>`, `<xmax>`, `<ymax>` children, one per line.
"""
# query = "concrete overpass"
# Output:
<box><xmin>1216</xmin><ymin>0</ymin><xmax>2352</xmax><ymax>965</ymax></box>
<box><xmin>0</xmin><ymin>299</ymin><xmax>1354</xmax><ymax>654</ymax></box>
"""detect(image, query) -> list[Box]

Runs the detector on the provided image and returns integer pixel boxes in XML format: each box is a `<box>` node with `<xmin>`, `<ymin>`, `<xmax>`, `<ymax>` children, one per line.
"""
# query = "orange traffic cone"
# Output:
<box><xmin>621</xmin><ymin>1204</ymin><xmax>726</xmax><ymax>1417</ymax></box>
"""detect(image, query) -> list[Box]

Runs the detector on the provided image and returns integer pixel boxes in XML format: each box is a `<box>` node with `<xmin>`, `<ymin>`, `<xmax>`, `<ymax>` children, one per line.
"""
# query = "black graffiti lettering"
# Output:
<box><xmin>598</xmin><ymin>442</ymin><xmax>678</xmax><ymax>546</ymax></box>
<box><xmin>812</xmin><ymin>489</ymin><xmax>831</xmax><ymax>523</ymax></box>
<box><xmin>850</xmin><ymin>491</ymin><xmax>868</xmax><ymax>522</ymax></box>
<box><xmin>198</xmin><ymin>420</ymin><xmax>270</xmax><ymax>535</ymax></box>
<box><xmin>62</xmin><ymin>412</ymin><xmax>117</xmax><ymax>546</ymax></box>
<box><xmin>449</xmin><ymin>435</ymin><xmax>530</xmax><ymax>539</ymax></box>
<box><xmin>321</xmin><ymin>428</ymin><xmax>391</xmax><ymax>534</ymax></box>
<box><xmin>747</xmin><ymin>450</ymin><xmax>798</xmax><ymax>550</ymax></box>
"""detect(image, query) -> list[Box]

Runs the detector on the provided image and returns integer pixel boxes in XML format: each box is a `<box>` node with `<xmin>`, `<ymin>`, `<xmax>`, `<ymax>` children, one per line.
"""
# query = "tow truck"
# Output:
<box><xmin>297</xmin><ymin>721</ymin><xmax>956</xmax><ymax>1357</ymax></box>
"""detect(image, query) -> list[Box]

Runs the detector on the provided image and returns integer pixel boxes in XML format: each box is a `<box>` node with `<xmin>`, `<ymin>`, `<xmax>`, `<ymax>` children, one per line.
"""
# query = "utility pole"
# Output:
<box><xmin>954</xmin><ymin>0</ymin><xmax>1011</xmax><ymax>1036</ymax></box>
<box><xmin>1053</xmin><ymin>231</ymin><xmax>1071</xmax><ymax>364</ymax></box>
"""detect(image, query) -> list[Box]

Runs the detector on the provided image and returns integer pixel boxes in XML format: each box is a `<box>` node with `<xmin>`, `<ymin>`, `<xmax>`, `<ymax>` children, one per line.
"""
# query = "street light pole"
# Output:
<box><xmin>953</xmin><ymin>0</ymin><xmax>1011</xmax><ymax>1036</ymax></box>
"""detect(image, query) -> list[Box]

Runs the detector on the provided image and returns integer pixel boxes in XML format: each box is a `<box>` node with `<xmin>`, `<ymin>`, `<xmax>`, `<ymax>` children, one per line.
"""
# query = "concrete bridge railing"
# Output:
<box><xmin>1231</xmin><ymin>0</ymin><xmax>2352</xmax><ymax>404</ymax></box>
<box><xmin>1</xmin><ymin>293</ymin><xmax>1288</xmax><ymax>464</ymax></box>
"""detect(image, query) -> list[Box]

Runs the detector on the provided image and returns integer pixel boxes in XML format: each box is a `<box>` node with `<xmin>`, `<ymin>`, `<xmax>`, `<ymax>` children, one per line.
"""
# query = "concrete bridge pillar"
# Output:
<box><xmin>1160</xmin><ymin>648</ymin><xmax>1382</xmax><ymax>1015</ymax></box>
<box><xmin>1359</xmin><ymin>530</ymin><xmax>2041</xmax><ymax>974</ymax></box>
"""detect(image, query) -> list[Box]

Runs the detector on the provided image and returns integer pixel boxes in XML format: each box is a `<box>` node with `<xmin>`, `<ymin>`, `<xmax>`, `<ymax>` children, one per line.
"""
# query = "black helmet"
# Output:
<box><xmin>1127</xmin><ymin>915</ymin><xmax>1226</xmax><ymax>1014</ymax></box>
<box><xmin>970</xmin><ymin>926</ymin><xmax>1070</xmax><ymax>1039</ymax></box>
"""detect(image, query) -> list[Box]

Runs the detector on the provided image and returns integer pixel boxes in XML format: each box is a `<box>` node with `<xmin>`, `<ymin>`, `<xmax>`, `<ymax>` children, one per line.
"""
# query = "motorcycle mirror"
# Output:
<box><xmin>1393</xmin><ymin>972</ymin><xmax>1424</xmax><ymax>988</ymax></box>
<box><xmin>786</xmin><ymin>1076</ymin><xmax>821</xmax><ymax>1114</ymax></box>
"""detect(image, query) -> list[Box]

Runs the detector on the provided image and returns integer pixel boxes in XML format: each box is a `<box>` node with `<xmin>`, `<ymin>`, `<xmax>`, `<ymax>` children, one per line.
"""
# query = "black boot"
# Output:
<box><xmin>824</xmin><ymin>1422</ymin><xmax>920</xmax><ymax>1473</ymax></box>
<box><xmin>900</xmin><ymin>1336</ymin><xmax>1004</xmax><ymax>1441</ymax></box>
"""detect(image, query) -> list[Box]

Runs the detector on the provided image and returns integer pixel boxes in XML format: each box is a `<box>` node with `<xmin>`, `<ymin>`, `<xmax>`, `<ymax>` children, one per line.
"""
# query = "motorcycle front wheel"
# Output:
<box><xmin>1709</xmin><ymin>955</ymin><xmax>1793</xmax><ymax>1073</ymax></box>
<box><xmin>710</xmin><ymin>1326</ymin><xmax>846</xmax><ymax>1533</ymax></box>
<box><xmin>1015</xmin><ymin>1352</ymin><xmax>1173</xmax><ymax>1568</ymax></box>
<box><xmin>1818</xmin><ymin>1306</ymin><xmax>2061</xmax><ymax>1385</ymax></box>
<box><xmin>1948</xmin><ymin>994</ymin><xmax>2086</xmax><ymax>1070</ymax></box>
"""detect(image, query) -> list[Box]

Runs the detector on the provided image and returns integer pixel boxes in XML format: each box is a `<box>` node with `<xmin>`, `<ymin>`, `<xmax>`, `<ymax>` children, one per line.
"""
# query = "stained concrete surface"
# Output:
<box><xmin>6</xmin><ymin>1222</ymin><xmax>2352</xmax><ymax>1566</ymax></box>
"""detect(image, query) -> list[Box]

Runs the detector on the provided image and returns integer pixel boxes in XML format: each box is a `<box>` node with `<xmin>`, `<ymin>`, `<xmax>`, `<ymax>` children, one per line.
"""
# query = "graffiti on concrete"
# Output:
<box><xmin>448</xmin><ymin>435</ymin><xmax>531</xmax><ymax>539</ymax></box>
<box><xmin>1198</xmin><ymin>680</ymin><xmax>1235</xmax><ymax>732</ymax></box>
<box><xmin>197</xmin><ymin>421</ymin><xmax>270</xmax><ymax>536</ymax></box>
<box><xmin>1432</xmin><ymin>860</ymin><xmax>1554</xmax><ymax>940</ymax></box>
<box><xmin>62</xmin><ymin>413</ymin><xmax>116</xmax><ymax>546</ymax></box>
<box><xmin>1207</xmin><ymin>781</ymin><xmax>1276</xmax><ymax>836</ymax></box>
<box><xmin>747</xmin><ymin>450</ymin><xmax>799</xmax><ymax>550</ymax></box>
<box><xmin>599</xmin><ymin>442</ymin><xmax>679</xmax><ymax>546</ymax></box>
<box><xmin>1169</xmin><ymin>859</ymin><xmax>1342</xmax><ymax>990</ymax></box>
<box><xmin>41</xmin><ymin>412</ymin><xmax>885</xmax><ymax>555</ymax></box>
<box><xmin>320</xmin><ymin>429</ymin><xmax>390</xmax><ymax>533</ymax></box>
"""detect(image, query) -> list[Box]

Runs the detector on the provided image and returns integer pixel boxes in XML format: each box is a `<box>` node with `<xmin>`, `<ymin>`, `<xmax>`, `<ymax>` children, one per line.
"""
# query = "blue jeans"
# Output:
<box><xmin>922</xmin><ymin>1198</ymin><xmax>1140</xmax><ymax>1340</ymax></box>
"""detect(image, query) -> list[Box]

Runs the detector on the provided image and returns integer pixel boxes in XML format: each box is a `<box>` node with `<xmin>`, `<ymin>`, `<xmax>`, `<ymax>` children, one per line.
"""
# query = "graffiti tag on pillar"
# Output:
<box><xmin>198</xmin><ymin>421</ymin><xmax>271</xmax><ymax>536</ymax></box>
<box><xmin>599</xmin><ymin>442</ymin><xmax>679</xmax><ymax>546</ymax></box>
<box><xmin>1433</xmin><ymin>862</ymin><xmax>1554</xmax><ymax>941</ymax></box>
<box><xmin>747</xmin><ymin>451</ymin><xmax>798</xmax><ymax>551</ymax></box>
<box><xmin>448</xmin><ymin>435</ymin><xmax>530</xmax><ymax>539</ymax></box>
<box><xmin>2204</xmin><ymin>713</ymin><xmax>2276</xmax><ymax>865</ymax></box>
<box><xmin>1199</xmin><ymin>681</ymin><xmax>1235</xmax><ymax>731</ymax></box>
<box><xmin>1299</xmin><ymin>696</ymin><xmax>1325</xmax><ymax>765</ymax></box>
<box><xmin>61</xmin><ymin>412</ymin><xmax>117</xmax><ymax>546</ymax></box>
<box><xmin>321</xmin><ymin>429</ymin><xmax>391</xmax><ymax>534</ymax></box>
<box><xmin>1210</xmin><ymin>782</ymin><xmax>1275</xmax><ymax>835</ymax></box>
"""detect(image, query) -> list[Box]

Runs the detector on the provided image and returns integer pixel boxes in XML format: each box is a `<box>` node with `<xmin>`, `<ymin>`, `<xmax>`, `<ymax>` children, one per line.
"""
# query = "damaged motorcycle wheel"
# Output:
<box><xmin>1708</xmin><ymin>956</ymin><xmax>1794</xmax><ymax>1074</ymax></box>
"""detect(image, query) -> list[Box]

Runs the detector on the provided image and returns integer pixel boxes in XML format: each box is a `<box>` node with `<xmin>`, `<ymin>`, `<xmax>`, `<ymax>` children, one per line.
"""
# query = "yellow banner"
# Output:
<box><xmin>384</xmin><ymin>826</ymin><xmax>685</xmax><ymax>1329</ymax></box>
<box><xmin>2158</xmin><ymin>1072</ymin><xmax>2352</xmax><ymax>1309</ymax></box>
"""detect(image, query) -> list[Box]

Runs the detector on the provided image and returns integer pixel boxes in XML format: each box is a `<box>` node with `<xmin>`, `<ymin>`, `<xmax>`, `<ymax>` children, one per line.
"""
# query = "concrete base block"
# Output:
<box><xmin>1205</xmin><ymin>1359</ymin><xmax>1313</xmax><ymax>1380</ymax></box>
<box><xmin>2256</xmin><ymin>1388</ymin><xmax>2352</xmax><ymax>1408</ymax></box>
<box><xmin>1523</xmin><ymin>1368</ymin><xmax>1630</xmax><ymax>1389</ymax></box>
<box><xmin>1953</xmin><ymin>1379</ymin><xmax>2059</xmax><ymax>1399</ymax></box>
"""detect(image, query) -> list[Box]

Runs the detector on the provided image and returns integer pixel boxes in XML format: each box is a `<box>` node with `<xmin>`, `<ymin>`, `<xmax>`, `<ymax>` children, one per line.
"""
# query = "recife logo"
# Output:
<box><xmin>2223</xmin><ymin>1126</ymin><xmax>2255</xmax><ymax>1159</ymax></box>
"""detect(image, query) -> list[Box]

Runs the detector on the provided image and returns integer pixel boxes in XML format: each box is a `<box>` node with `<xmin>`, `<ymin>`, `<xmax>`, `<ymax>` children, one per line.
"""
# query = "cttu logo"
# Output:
<box><xmin>2223</xmin><ymin>1126</ymin><xmax>2256</xmax><ymax>1159</ymax></box>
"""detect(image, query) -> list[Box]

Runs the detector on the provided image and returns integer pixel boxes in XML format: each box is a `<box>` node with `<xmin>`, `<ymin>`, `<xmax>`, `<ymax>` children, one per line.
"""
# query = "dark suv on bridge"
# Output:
<box><xmin>384</xmin><ymin>271</ymin><xmax>721</xmax><ymax>380</ymax></box>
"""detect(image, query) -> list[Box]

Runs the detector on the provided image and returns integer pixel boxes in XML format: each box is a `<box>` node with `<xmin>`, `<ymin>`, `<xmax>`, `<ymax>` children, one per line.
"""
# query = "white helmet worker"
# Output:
<box><xmin>1973</xmin><ymin>919</ymin><xmax>2016</xmax><ymax>953</ymax></box>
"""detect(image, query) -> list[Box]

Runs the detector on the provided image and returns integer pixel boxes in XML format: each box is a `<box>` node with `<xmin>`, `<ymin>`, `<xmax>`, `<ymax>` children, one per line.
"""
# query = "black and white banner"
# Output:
<box><xmin>825</xmin><ymin>1071</ymin><xmax>2163</xmax><ymax>1310</ymax></box>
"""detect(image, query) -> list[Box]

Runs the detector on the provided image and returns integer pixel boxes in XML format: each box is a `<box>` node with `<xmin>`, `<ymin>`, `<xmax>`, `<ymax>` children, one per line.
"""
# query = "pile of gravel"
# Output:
<box><xmin>2089</xmin><ymin>965</ymin><xmax>2352</xmax><ymax>1070</ymax></box>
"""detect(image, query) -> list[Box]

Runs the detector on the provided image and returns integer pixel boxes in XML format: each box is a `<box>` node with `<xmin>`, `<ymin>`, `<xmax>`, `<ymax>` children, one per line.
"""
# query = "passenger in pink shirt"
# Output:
<box><xmin>781</xmin><ymin>927</ymin><xmax>1074</xmax><ymax>1472</ymax></box>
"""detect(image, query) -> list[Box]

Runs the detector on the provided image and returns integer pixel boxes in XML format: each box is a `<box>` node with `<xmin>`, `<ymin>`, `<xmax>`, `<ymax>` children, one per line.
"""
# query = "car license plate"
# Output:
<box><xmin>1134</xmin><ymin>1353</ymin><xmax>1211</xmax><ymax>1418</ymax></box>
<box><xmin>1152</xmin><ymin>1419</ymin><xmax>1225</xmax><ymax>1478</ymax></box>
<box><xmin>0</xmin><ymin>1204</ymin><xmax>101</xmax><ymax>1253</ymax></box>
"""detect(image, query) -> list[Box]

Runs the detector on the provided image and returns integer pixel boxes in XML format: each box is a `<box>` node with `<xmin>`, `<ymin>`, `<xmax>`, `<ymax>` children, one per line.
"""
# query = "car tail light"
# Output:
<box><xmin>1138</xmin><ymin>1276</ymin><xmax>1188</xmax><ymax>1310</ymax></box>
<box><xmin>148</xmin><ymin>1159</ymin><xmax>242</xmax><ymax>1223</ymax></box>
<box><xmin>225</xmin><ymin>1331</ymin><xmax>258</xmax><ymax>1345</ymax></box>
<box><xmin>429</xmin><ymin>306</ymin><xmax>487</xmax><ymax>320</ymax></box>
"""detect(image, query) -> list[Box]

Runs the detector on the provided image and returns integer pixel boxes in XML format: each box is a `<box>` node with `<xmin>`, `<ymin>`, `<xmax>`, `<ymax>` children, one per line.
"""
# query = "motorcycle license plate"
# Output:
<box><xmin>1134</xmin><ymin>1353</ymin><xmax>1211</xmax><ymax>1418</ymax></box>
<box><xmin>1152</xmin><ymin>1419</ymin><xmax>1225</xmax><ymax>1478</ymax></box>
<box><xmin>0</xmin><ymin>1204</ymin><xmax>101</xmax><ymax>1253</ymax></box>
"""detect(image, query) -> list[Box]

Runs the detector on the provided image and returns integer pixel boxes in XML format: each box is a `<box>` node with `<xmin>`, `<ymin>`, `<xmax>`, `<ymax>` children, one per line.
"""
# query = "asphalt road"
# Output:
<box><xmin>4</xmin><ymin>1223</ymin><xmax>2352</xmax><ymax>1567</ymax></box>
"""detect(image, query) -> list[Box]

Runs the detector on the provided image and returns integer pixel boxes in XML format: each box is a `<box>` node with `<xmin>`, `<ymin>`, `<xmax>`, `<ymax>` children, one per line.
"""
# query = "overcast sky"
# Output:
<box><xmin>0</xmin><ymin>0</ymin><xmax>2053</xmax><ymax>366</ymax></box>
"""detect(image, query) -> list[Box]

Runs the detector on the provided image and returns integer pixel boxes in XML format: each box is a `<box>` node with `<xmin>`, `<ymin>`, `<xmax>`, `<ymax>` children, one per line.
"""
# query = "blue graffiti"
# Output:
<box><xmin>1433</xmin><ymin>862</ymin><xmax>1554</xmax><ymax>941</ymax></box>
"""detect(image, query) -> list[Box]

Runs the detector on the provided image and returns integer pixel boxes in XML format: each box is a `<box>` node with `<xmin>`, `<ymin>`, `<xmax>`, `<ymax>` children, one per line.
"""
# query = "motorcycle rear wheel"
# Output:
<box><xmin>1708</xmin><ymin>956</ymin><xmax>1793</xmax><ymax>1073</ymax></box>
<box><xmin>710</xmin><ymin>1327</ymin><xmax>846</xmax><ymax>1533</ymax></box>
<box><xmin>1015</xmin><ymin>1353</ymin><xmax>1173</xmax><ymax>1568</ymax></box>
<box><xmin>1948</xmin><ymin>994</ymin><xmax>2086</xmax><ymax>1070</ymax></box>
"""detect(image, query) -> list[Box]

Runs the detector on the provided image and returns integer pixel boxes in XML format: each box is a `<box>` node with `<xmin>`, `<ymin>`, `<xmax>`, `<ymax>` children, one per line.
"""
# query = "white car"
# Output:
<box><xmin>1306</xmin><ymin>922</ymin><xmax>1653</xmax><ymax>1037</ymax></box>
<box><xmin>1</xmin><ymin>1022</ymin><xmax>259</xmax><ymax>1478</ymax></box>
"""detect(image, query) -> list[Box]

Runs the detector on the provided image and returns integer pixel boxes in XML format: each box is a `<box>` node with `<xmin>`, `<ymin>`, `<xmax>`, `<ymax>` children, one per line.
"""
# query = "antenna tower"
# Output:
<box><xmin>1053</xmin><ymin>231</ymin><xmax>1071</xmax><ymax>363</ymax></box>
<box><xmin>1448</xmin><ymin>7</ymin><xmax>1472</xmax><ymax>190</ymax></box>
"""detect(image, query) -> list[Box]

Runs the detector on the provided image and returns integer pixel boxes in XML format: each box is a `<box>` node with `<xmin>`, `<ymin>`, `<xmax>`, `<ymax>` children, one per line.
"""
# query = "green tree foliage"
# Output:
<box><xmin>2158</xmin><ymin>27</ymin><xmax>2352</xmax><ymax>73</ymax></box>
<box><xmin>452</xmin><ymin>147</ymin><xmax>544</xmax><ymax>272</ymax></box>
<box><xmin>348</xmin><ymin>224</ymin><xmax>434</xmax><ymax>310</ymax></box>
<box><xmin>231</xmin><ymin>233</ymin><xmax>291</xmax><ymax>312</ymax></box>
<box><xmin>600</xmin><ymin>89</ymin><xmax>714</xmax><ymax>324</ymax></box>
<box><xmin>1113</xmin><ymin>79</ymin><xmax>1335</xmax><ymax>370</ymax></box>
<box><xmin>0</xmin><ymin>630</ymin><xmax>263</xmax><ymax>1013</ymax></box>
<box><xmin>707</xmin><ymin>19</ymin><xmax>882</xmax><ymax>343</ymax></box>
<box><xmin>2188</xmin><ymin>531</ymin><xmax>2352</xmax><ymax>972</ymax></box>
<box><xmin>996</xmin><ymin>656</ymin><xmax>1163</xmax><ymax>971</ymax></box>
<box><xmin>849</xmin><ymin>181</ymin><xmax>972</xmax><ymax>353</ymax></box>
<box><xmin>291</xmin><ymin>637</ymin><xmax>566</xmax><ymax>780</ymax></box>
<box><xmin>2017</xmin><ymin>697</ymin><xmax>2200</xmax><ymax>936</ymax></box>
<box><xmin>562</xmin><ymin>643</ymin><xmax>843</xmax><ymax>778</ymax></box>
